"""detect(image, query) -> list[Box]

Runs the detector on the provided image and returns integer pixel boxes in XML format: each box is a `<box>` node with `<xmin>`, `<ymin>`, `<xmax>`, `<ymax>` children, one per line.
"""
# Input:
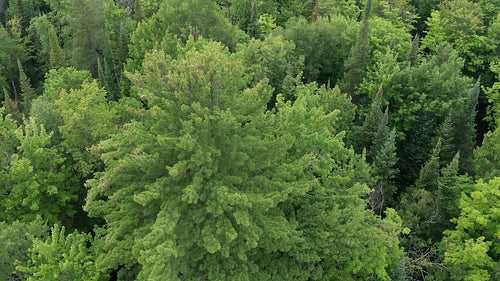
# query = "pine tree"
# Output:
<box><xmin>340</xmin><ymin>0</ymin><xmax>372</xmax><ymax>96</ymax></box>
<box><xmin>370</xmin><ymin>106</ymin><xmax>390</xmax><ymax>160</ymax></box>
<box><xmin>454</xmin><ymin>79</ymin><xmax>479</xmax><ymax>173</ymax></box>
<box><xmin>48</xmin><ymin>27</ymin><xmax>66</xmax><ymax>69</ymax></box>
<box><xmin>97</xmin><ymin>56</ymin><xmax>105</xmax><ymax>89</ymax></box>
<box><xmin>133</xmin><ymin>0</ymin><xmax>144</xmax><ymax>22</ymax></box>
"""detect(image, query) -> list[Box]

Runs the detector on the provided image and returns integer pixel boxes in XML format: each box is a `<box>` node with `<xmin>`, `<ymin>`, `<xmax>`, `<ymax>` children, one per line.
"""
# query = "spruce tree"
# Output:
<box><xmin>17</xmin><ymin>59</ymin><xmax>34</xmax><ymax>114</ymax></box>
<box><xmin>415</xmin><ymin>139</ymin><xmax>441</xmax><ymax>191</ymax></box>
<box><xmin>407</xmin><ymin>34</ymin><xmax>419</xmax><ymax>67</ymax></box>
<box><xmin>340</xmin><ymin>0</ymin><xmax>372</xmax><ymax>97</ymax></box>
<box><xmin>352</xmin><ymin>85</ymin><xmax>383</xmax><ymax>157</ymax></box>
<box><xmin>48</xmin><ymin>27</ymin><xmax>66</xmax><ymax>69</ymax></box>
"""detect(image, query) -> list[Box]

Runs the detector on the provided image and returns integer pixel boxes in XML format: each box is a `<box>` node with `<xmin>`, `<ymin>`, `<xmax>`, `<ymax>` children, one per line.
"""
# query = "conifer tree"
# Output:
<box><xmin>340</xmin><ymin>0</ymin><xmax>372</xmax><ymax>96</ymax></box>
<box><xmin>48</xmin><ymin>27</ymin><xmax>66</xmax><ymax>69</ymax></box>
<box><xmin>247</xmin><ymin>0</ymin><xmax>261</xmax><ymax>38</ymax></box>
<box><xmin>415</xmin><ymin>139</ymin><xmax>441</xmax><ymax>191</ymax></box>
<box><xmin>407</xmin><ymin>34</ymin><xmax>419</xmax><ymax>67</ymax></box>
<box><xmin>437</xmin><ymin>152</ymin><xmax>460</xmax><ymax>226</ymax></box>
<box><xmin>371</xmin><ymin>126</ymin><xmax>399</xmax><ymax>214</ymax></box>
<box><xmin>352</xmin><ymin>85</ymin><xmax>383</xmax><ymax>157</ymax></box>
<box><xmin>86</xmin><ymin>41</ymin><xmax>401</xmax><ymax>280</ymax></box>
<box><xmin>17</xmin><ymin>59</ymin><xmax>34</xmax><ymax>114</ymax></box>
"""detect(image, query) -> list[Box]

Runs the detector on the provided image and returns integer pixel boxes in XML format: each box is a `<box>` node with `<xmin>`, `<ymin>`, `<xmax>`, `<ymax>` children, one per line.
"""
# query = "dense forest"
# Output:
<box><xmin>0</xmin><ymin>0</ymin><xmax>499</xmax><ymax>280</ymax></box>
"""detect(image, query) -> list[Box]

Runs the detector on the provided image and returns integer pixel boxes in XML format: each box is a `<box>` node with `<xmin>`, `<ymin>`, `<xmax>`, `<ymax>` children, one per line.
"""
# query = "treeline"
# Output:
<box><xmin>0</xmin><ymin>0</ymin><xmax>499</xmax><ymax>280</ymax></box>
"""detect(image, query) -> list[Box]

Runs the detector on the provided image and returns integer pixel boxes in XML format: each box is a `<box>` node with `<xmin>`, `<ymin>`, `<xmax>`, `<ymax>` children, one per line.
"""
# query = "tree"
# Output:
<box><xmin>246</xmin><ymin>0</ymin><xmax>260</xmax><ymax>38</ymax></box>
<box><xmin>340</xmin><ymin>0</ymin><xmax>372</xmax><ymax>96</ymax></box>
<box><xmin>17</xmin><ymin>59</ymin><xmax>35</xmax><ymax>114</ymax></box>
<box><xmin>442</xmin><ymin>177</ymin><xmax>500</xmax><ymax>281</ymax></box>
<box><xmin>54</xmin><ymin>80</ymin><xmax>117</xmax><ymax>177</ymax></box>
<box><xmin>473</xmin><ymin>123</ymin><xmax>500</xmax><ymax>181</ymax></box>
<box><xmin>48</xmin><ymin>26</ymin><xmax>66</xmax><ymax>69</ymax></box>
<box><xmin>63</xmin><ymin>0</ymin><xmax>107</xmax><ymax>75</ymax></box>
<box><xmin>18</xmin><ymin>224</ymin><xmax>108</xmax><ymax>281</ymax></box>
<box><xmin>236</xmin><ymin>34</ymin><xmax>304</xmax><ymax>108</ymax></box>
<box><xmin>0</xmin><ymin>111</ymin><xmax>77</xmax><ymax>224</ymax></box>
<box><xmin>281</xmin><ymin>14</ymin><xmax>358</xmax><ymax>85</ymax></box>
<box><xmin>0</xmin><ymin>218</ymin><xmax>49</xmax><ymax>281</ymax></box>
<box><xmin>421</xmin><ymin>0</ymin><xmax>490</xmax><ymax>73</ymax></box>
<box><xmin>85</xmin><ymin>40</ymin><xmax>401</xmax><ymax>279</ymax></box>
<box><xmin>0</xmin><ymin>23</ymin><xmax>28</xmax><ymax>95</ymax></box>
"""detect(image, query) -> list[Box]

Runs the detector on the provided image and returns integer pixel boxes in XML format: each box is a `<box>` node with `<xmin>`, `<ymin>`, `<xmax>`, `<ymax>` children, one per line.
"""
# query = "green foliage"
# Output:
<box><xmin>281</xmin><ymin>14</ymin><xmax>358</xmax><ymax>85</ymax></box>
<box><xmin>0</xmin><ymin>111</ymin><xmax>77</xmax><ymax>224</ymax></box>
<box><xmin>18</xmin><ymin>224</ymin><xmax>108</xmax><ymax>281</ymax></box>
<box><xmin>17</xmin><ymin>59</ymin><xmax>35</xmax><ymax>114</ymax></box>
<box><xmin>484</xmin><ymin>61</ymin><xmax>500</xmax><ymax>126</ymax></box>
<box><xmin>48</xmin><ymin>27</ymin><xmax>66</xmax><ymax>69</ymax></box>
<box><xmin>236</xmin><ymin>34</ymin><xmax>304</xmax><ymax>107</ymax></box>
<box><xmin>473</xmin><ymin>123</ymin><xmax>500</xmax><ymax>181</ymax></box>
<box><xmin>442</xmin><ymin>177</ymin><xmax>500</xmax><ymax>281</ymax></box>
<box><xmin>86</xmin><ymin>40</ymin><xmax>400</xmax><ymax>280</ymax></box>
<box><xmin>54</xmin><ymin>80</ymin><xmax>117</xmax><ymax>177</ymax></box>
<box><xmin>43</xmin><ymin>67</ymin><xmax>91</xmax><ymax>101</ymax></box>
<box><xmin>0</xmin><ymin>218</ymin><xmax>49</xmax><ymax>281</ymax></box>
<box><xmin>63</xmin><ymin>0</ymin><xmax>107</xmax><ymax>75</ymax></box>
<box><xmin>0</xmin><ymin>23</ymin><xmax>28</xmax><ymax>93</ymax></box>
<box><xmin>421</xmin><ymin>0</ymin><xmax>490</xmax><ymax>73</ymax></box>
<box><xmin>340</xmin><ymin>0</ymin><xmax>372</xmax><ymax>95</ymax></box>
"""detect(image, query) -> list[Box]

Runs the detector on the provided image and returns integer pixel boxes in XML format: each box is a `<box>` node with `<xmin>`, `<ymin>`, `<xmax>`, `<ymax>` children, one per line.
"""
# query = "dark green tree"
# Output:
<box><xmin>340</xmin><ymin>0</ymin><xmax>372</xmax><ymax>96</ymax></box>
<box><xmin>246</xmin><ymin>0</ymin><xmax>260</xmax><ymax>38</ymax></box>
<box><xmin>281</xmin><ymin>14</ymin><xmax>358</xmax><ymax>85</ymax></box>
<box><xmin>0</xmin><ymin>218</ymin><xmax>49</xmax><ymax>281</ymax></box>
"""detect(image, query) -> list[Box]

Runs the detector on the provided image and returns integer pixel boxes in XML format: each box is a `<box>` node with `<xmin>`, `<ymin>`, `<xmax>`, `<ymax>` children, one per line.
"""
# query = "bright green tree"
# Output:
<box><xmin>18</xmin><ymin>224</ymin><xmax>108</xmax><ymax>281</ymax></box>
<box><xmin>54</xmin><ymin>80</ymin><xmax>117</xmax><ymax>177</ymax></box>
<box><xmin>442</xmin><ymin>177</ymin><xmax>500</xmax><ymax>281</ymax></box>
<box><xmin>236</xmin><ymin>34</ymin><xmax>304</xmax><ymax>107</ymax></box>
<box><xmin>0</xmin><ymin>111</ymin><xmax>77</xmax><ymax>224</ymax></box>
<box><xmin>421</xmin><ymin>0</ymin><xmax>490</xmax><ymax>73</ymax></box>
<box><xmin>86</xmin><ymin>40</ymin><xmax>401</xmax><ymax>280</ymax></box>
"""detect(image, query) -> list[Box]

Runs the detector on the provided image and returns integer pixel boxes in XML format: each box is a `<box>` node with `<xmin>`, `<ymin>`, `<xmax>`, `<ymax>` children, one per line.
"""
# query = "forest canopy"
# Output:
<box><xmin>1</xmin><ymin>0</ymin><xmax>500</xmax><ymax>280</ymax></box>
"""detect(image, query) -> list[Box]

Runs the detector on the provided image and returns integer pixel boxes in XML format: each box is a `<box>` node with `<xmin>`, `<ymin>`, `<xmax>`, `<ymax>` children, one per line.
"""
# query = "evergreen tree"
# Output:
<box><xmin>415</xmin><ymin>139</ymin><xmax>441</xmax><ymax>191</ymax></box>
<box><xmin>340</xmin><ymin>0</ymin><xmax>372</xmax><ymax>96</ymax></box>
<box><xmin>370</xmin><ymin>127</ymin><xmax>399</xmax><ymax>214</ymax></box>
<box><xmin>407</xmin><ymin>34</ymin><xmax>419</xmax><ymax>67</ymax></box>
<box><xmin>247</xmin><ymin>0</ymin><xmax>261</xmax><ymax>38</ymax></box>
<box><xmin>352</xmin><ymin>85</ymin><xmax>383</xmax><ymax>157</ymax></box>
<box><xmin>48</xmin><ymin>27</ymin><xmax>66</xmax><ymax>69</ymax></box>
<box><xmin>0</xmin><ymin>218</ymin><xmax>49</xmax><ymax>281</ymax></box>
<box><xmin>17</xmin><ymin>59</ymin><xmax>34</xmax><ymax>114</ymax></box>
<box><xmin>85</xmin><ymin>41</ymin><xmax>402</xmax><ymax>280</ymax></box>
